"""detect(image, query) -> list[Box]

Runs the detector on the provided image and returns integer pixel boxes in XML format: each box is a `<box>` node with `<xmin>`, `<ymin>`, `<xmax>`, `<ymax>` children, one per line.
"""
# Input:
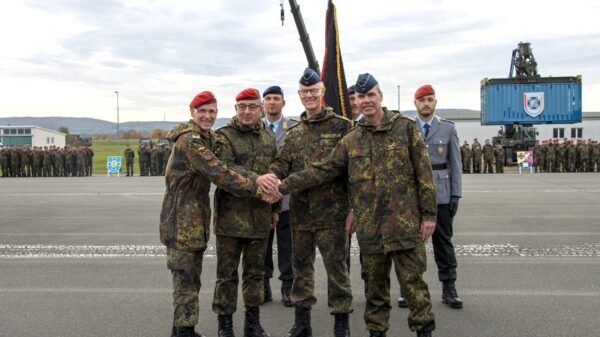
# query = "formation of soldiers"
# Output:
<box><xmin>0</xmin><ymin>144</ymin><xmax>94</xmax><ymax>177</ymax></box>
<box><xmin>461</xmin><ymin>138</ymin><xmax>599</xmax><ymax>173</ymax></box>
<box><xmin>137</xmin><ymin>144</ymin><xmax>171</xmax><ymax>176</ymax></box>
<box><xmin>533</xmin><ymin>138</ymin><xmax>599</xmax><ymax>173</ymax></box>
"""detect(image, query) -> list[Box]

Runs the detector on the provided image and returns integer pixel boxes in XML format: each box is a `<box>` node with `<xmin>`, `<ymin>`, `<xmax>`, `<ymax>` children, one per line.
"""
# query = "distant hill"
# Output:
<box><xmin>0</xmin><ymin>109</ymin><xmax>482</xmax><ymax>135</ymax></box>
<box><xmin>0</xmin><ymin>116</ymin><xmax>233</xmax><ymax>136</ymax></box>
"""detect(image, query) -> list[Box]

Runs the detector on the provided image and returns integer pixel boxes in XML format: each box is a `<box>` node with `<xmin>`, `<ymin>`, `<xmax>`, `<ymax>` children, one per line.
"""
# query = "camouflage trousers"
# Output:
<box><xmin>167</xmin><ymin>247</ymin><xmax>205</xmax><ymax>327</ymax></box>
<box><xmin>212</xmin><ymin>235</ymin><xmax>267</xmax><ymax>315</ymax></box>
<box><xmin>472</xmin><ymin>157</ymin><xmax>481</xmax><ymax>173</ymax></box>
<box><xmin>291</xmin><ymin>227</ymin><xmax>352</xmax><ymax>314</ymax></box>
<box><xmin>483</xmin><ymin>158</ymin><xmax>494</xmax><ymax>173</ymax></box>
<box><xmin>362</xmin><ymin>245</ymin><xmax>435</xmax><ymax>332</ymax></box>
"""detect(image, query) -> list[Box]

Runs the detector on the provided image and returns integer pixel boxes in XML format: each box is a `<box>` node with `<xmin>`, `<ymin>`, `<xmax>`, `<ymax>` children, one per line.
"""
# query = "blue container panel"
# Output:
<box><xmin>481</xmin><ymin>81</ymin><xmax>582</xmax><ymax>125</ymax></box>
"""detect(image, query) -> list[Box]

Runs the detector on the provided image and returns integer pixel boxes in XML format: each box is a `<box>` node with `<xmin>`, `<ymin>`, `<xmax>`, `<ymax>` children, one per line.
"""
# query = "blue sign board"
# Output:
<box><xmin>107</xmin><ymin>156</ymin><xmax>122</xmax><ymax>173</ymax></box>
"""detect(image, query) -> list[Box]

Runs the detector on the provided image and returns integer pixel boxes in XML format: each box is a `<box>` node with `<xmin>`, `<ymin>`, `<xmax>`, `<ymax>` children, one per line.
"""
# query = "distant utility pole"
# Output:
<box><xmin>114</xmin><ymin>91</ymin><xmax>120</xmax><ymax>160</ymax></box>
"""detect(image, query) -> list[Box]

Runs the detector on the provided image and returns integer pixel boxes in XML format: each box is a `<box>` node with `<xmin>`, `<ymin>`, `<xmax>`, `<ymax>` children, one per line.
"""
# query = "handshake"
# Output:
<box><xmin>256</xmin><ymin>173</ymin><xmax>283</xmax><ymax>204</ymax></box>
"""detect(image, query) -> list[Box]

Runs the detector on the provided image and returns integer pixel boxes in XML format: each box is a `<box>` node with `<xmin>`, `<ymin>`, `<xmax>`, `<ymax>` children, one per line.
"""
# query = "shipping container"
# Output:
<box><xmin>480</xmin><ymin>76</ymin><xmax>582</xmax><ymax>125</ymax></box>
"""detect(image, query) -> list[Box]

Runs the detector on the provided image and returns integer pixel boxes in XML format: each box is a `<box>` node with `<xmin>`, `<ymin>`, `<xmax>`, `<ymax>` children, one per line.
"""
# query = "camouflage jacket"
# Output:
<box><xmin>493</xmin><ymin>148</ymin><xmax>505</xmax><ymax>164</ymax></box>
<box><xmin>280</xmin><ymin>108</ymin><xmax>437</xmax><ymax>253</ymax></box>
<box><xmin>159</xmin><ymin>120</ymin><xmax>259</xmax><ymax>251</ymax></box>
<box><xmin>270</xmin><ymin>106</ymin><xmax>352</xmax><ymax>231</ymax></box>
<box><xmin>124</xmin><ymin>148</ymin><xmax>135</xmax><ymax>161</ymax></box>
<box><xmin>482</xmin><ymin>144</ymin><xmax>494</xmax><ymax>160</ymax></box>
<box><xmin>213</xmin><ymin>116</ymin><xmax>279</xmax><ymax>238</ymax></box>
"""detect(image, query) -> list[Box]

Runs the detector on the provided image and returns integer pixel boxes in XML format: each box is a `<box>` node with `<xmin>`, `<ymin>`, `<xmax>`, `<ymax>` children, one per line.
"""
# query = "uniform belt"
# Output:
<box><xmin>431</xmin><ymin>163</ymin><xmax>447</xmax><ymax>170</ymax></box>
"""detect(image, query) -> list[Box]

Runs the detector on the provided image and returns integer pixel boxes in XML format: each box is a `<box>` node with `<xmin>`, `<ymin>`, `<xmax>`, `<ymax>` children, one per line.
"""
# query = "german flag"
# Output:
<box><xmin>321</xmin><ymin>0</ymin><xmax>351</xmax><ymax>119</ymax></box>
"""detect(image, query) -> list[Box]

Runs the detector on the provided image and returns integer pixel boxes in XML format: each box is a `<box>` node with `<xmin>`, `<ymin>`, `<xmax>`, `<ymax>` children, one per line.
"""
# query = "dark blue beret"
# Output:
<box><xmin>299</xmin><ymin>68</ymin><xmax>321</xmax><ymax>86</ymax></box>
<box><xmin>347</xmin><ymin>85</ymin><xmax>356</xmax><ymax>95</ymax></box>
<box><xmin>355</xmin><ymin>73</ymin><xmax>378</xmax><ymax>94</ymax></box>
<box><xmin>263</xmin><ymin>86</ymin><xmax>284</xmax><ymax>97</ymax></box>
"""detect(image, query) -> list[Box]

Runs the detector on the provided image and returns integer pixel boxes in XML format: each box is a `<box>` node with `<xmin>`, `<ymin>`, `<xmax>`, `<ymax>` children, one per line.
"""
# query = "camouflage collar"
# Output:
<box><xmin>358</xmin><ymin>107</ymin><xmax>398</xmax><ymax>132</ymax></box>
<box><xmin>167</xmin><ymin>120</ymin><xmax>213</xmax><ymax>141</ymax></box>
<box><xmin>300</xmin><ymin>106</ymin><xmax>335</xmax><ymax>123</ymax></box>
<box><xmin>228</xmin><ymin>115</ymin><xmax>264</xmax><ymax>134</ymax></box>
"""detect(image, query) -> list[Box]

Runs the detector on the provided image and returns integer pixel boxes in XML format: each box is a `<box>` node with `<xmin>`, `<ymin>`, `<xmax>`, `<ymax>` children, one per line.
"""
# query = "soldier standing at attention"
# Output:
<box><xmin>460</xmin><ymin>141</ymin><xmax>472</xmax><ymax>173</ymax></box>
<box><xmin>262</xmin><ymin>85</ymin><xmax>296</xmax><ymax>307</ymax></box>
<box><xmin>494</xmin><ymin>143</ymin><xmax>505</xmax><ymax>173</ymax></box>
<box><xmin>0</xmin><ymin>145</ymin><xmax>7</xmax><ymax>177</ymax></box>
<box><xmin>267</xmin><ymin>68</ymin><xmax>353</xmax><ymax>337</ymax></box>
<box><xmin>412</xmin><ymin>84</ymin><xmax>463</xmax><ymax>310</ymax></box>
<box><xmin>482</xmin><ymin>139</ymin><xmax>494</xmax><ymax>173</ymax></box>
<box><xmin>160</xmin><ymin>91</ymin><xmax>274</xmax><ymax>337</ymax></box>
<box><xmin>545</xmin><ymin>139</ymin><xmax>556</xmax><ymax>172</ymax></box>
<box><xmin>471</xmin><ymin>138</ymin><xmax>482</xmax><ymax>173</ymax></box>
<box><xmin>21</xmin><ymin>146</ymin><xmax>32</xmax><ymax>177</ymax></box>
<box><xmin>556</xmin><ymin>140</ymin><xmax>566</xmax><ymax>173</ymax></box>
<box><xmin>211</xmin><ymin>88</ymin><xmax>278</xmax><ymax>337</ymax></box>
<box><xmin>533</xmin><ymin>140</ymin><xmax>543</xmax><ymax>173</ymax></box>
<box><xmin>267</xmin><ymin>74</ymin><xmax>437</xmax><ymax>337</ymax></box>
<box><xmin>591</xmin><ymin>140</ymin><xmax>599</xmax><ymax>172</ymax></box>
<box><xmin>124</xmin><ymin>145</ymin><xmax>135</xmax><ymax>176</ymax></box>
<box><xmin>578</xmin><ymin>139</ymin><xmax>589</xmax><ymax>172</ymax></box>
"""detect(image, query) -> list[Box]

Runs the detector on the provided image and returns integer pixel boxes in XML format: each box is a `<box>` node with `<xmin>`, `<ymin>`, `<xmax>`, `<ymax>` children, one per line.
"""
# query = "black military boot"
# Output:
<box><xmin>264</xmin><ymin>278</ymin><xmax>273</xmax><ymax>303</ymax></box>
<box><xmin>397</xmin><ymin>296</ymin><xmax>408</xmax><ymax>308</ymax></box>
<box><xmin>218</xmin><ymin>314</ymin><xmax>236</xmax><ymax>337</ymax></box>
<box><xmin>244</xmin><ymin>306</ymin><xmax>271</xmax><ymax>337</ymax></box>
<box><xmin>281</xmin><ymin>280</ymin><xmax>293</xmax><ymax>307</ymax></box>
<box><xmin>442</xmin><ymin>281</ymin><xmax>463</xmax><ymax>309</ymax></box>
<box><xmin>172</xmin><ymin>326</ymin><xmax>204</xmax><ymax>337</ymax></box>
<box><xmin>369</xmin><ymin>331</ymin><xmax>386</xmax><ymax>337</ymax></box>
<box><xmin>283</xmin><ymin>307</ymin><xmax>312</xmax><ymax>337</ymax></box>
<box><xmin>333</xmin><ymin>313</ymin><xmax>349</xmax><ymax>337</ymax></box>
<box><xmin>416</xmin><ymin>330</ymin><xmax>431</xmax><ymax>337</ymax></box>
<box><xmin>416</xmin><ymin>321</ymin><xmax>435</xmax><ymax>337</ymax></box>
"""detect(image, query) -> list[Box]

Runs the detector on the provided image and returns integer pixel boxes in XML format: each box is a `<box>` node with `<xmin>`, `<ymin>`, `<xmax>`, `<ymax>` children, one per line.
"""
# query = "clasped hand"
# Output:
<box><xmin>256</xmin><ymin>173</ymin><xmax>282</xmax><ymax>204</ymax></box>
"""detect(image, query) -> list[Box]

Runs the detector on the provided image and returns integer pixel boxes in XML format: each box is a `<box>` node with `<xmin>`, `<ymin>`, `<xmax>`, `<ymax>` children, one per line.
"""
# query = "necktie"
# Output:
<box><xmin>424</xmin><ymin>123</ymin><xmax>430</xmax><ymax>138</ymax></box>
<box><xmin>269</xmin><ymin>123</ymin><xmax>275</xmax><ymax>132</ymax></box>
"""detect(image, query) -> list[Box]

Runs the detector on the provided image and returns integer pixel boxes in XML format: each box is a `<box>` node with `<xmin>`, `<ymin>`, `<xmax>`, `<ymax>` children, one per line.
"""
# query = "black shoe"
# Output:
<box><xmin>397</xmin><ymin>296</ymin><xmax>408</xmax><ymax>308</ymax></box>
<box><xmin>264</xmin><ymin>279</ymin><xmax>273</xmax><ymax>303</ymax></box>
<box><xmin>442</xmin><ymin>281</ymin><xmax>463</xmax><ymax>309</ymax></box>
<box><xmin>281</xmin><ymin>280</ymin><xmax>293</xmax><ymax>307</ymax></box>
<box><xmin>172</xmin><ymin>326</ymin><xmax>204</xmax><ymax>337</ymax></box>
<box><xmin>416</xmin><ymin>331</ymin><xmax>431</xmax><ymax>337</ymax></box>
<box><xmin>369</xmin><ymin>331</ymin><xmax>386</xmax><ymax>337</ymax></box>
<box><xmin>218</xmin><ymin>315</ymin><xmax>235</xmax><ymax>337</ymax></box>
<box><xmin>283</xmin><ymin>307</ymin><xmax>312</xmax><ymax>337</ymax></box>
<box><xmin>333</xmin><ymin>313</ymin><xmax>350</xmax><ymax>337</ymax></box>
<box><xmin>244</xmin><ymin>306</ymin><xmax>271</xmax><ymax>337</ymax></box>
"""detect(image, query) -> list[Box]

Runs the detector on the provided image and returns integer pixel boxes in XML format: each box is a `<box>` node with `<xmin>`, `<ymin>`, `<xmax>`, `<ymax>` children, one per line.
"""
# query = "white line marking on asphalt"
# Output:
<box><xmin>0</xmin><ymin>243</ymin><xmax>597</xmax><ymax>258</ymax></box>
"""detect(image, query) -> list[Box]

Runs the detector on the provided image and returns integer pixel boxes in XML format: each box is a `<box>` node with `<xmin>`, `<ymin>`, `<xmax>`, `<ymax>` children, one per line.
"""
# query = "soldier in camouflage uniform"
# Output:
<box><xmin>21</xmin><ymin>146</ymin><xmax>32</xmax><ymax>177</ymax></box>
<box><xmin>151</xmin><ymin>146</ymin><xmax>160</xmax><ymax>176</ymax></box>
<box><xmin>471</xmin><ymin>138</ymin><xmax>482</xmax><ymax>173</ymax></box>
<box><xmin>577</xmin><ymin>139</ymin><xmax>588</xmax><ymax>172</ymax></box>
<box><xmin>545</xmin><ymin>140</ymin><xmax>556</xmax><ymax>172</ymax></box>
<box><xmin>272</xmin><ymin>73</ymin><xmax>437</xmax><ymax>337</ymax></box>
<box><xmin>566</xmin><ymin>139</ymin><xmax>577</xmax><ymax>172</ymax></box>
<box><xmin>460</xmin><ymin>141</ymin><xmax>472</xmax><ymax>173</ymax></box>
<box><xmin>591</xmin><ymin>140</ymin><xmax>599</xmax><ymax>172</ymax></box>
<box><xmin>42</xmin><ymin>146</ymin><xmax>53</xmax><ymax>177</ymax></box>
<box><xmin>494</xmin><ymin>144</ymin><xmax>505</xmax><ymax>173</ymax></box>
<box><xmin>267</xmin><ymin>69</ymin><xmax>353</xmax><ymax>337</ymax></box>
<box><xmin>211</xmin><ymin>88</ymin><xmax>278</xmax><ymax>337</ymax></box>
<box><xmin>482</xmin><ymin>139</ymin><xmax>494</xmax><ymax>173</ymax></box>
<box><xmin>160</xmin><ymin>91</ymin><xmax>269</xmax><ymax>337</ymax></box>
<box><xmin>124</xmin><ymin>145</ymin><xmax>135</xmax><ymax>176</ymax></box>
<box><xmin>85</xmin><ymin>146</ymin><xmax>94</xmax><ymax>176</ymax></box>
<box><xmin>0</xmin><ymin>145</ymin><xmax>7</xmax><ymax>177</ymax></box>
<box><xmin>533</xmin><ymin>140</ymin><xmax>542</xmax><ymax>173</ymax></box>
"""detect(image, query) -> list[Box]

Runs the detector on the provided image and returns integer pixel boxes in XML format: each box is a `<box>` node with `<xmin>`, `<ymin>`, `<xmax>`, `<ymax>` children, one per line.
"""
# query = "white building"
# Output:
<box><xmin>429</xmin><ymin>111</ymin><xmax>600</xmax><ymax>144</ymax></box>
<box><xmin>0</xmin><ymin>125</ymin><xmax>66</xmax><ymax>148</ymax></box>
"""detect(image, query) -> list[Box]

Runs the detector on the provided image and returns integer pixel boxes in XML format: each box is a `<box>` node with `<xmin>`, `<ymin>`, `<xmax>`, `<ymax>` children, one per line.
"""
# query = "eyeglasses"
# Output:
<box><xmin>298</xmin><ymin>88</ymin><xmax>321</xmax><ymax>97</ymax></box>
<box><xmin>194</xmin><ymin>107</ymin><xmax>218</xmax><ymax>114</ymax></box>
<box><xmin>236</xmin><ymin>104</ymin><xmax>261</xmax><ymax>111</ymax></box>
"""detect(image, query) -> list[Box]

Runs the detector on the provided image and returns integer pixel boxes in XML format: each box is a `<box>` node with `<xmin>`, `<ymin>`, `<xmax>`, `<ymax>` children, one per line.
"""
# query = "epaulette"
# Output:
<box><xmin>215</xmin><ymin>124</ymin><xmax>231</xmax><ymax>132</ymax></box>
<box><xmin>398</xmin><ymin>114</ymin><xmax>416</xmax><ymax>122</ymax></box>
<box><xmin>332</xmin><ymin>114</ymin><xmax>351</xmax><ymax>123</ymax></box>
<box><xmin>439</xmin><ymin>117</ymin><xmax>455</xmax><ymax>124</ymax></box>
<box><xmin>286</xmin><ymin>120</ymin><xmax>301</xmax><ymax>131</ymax></box>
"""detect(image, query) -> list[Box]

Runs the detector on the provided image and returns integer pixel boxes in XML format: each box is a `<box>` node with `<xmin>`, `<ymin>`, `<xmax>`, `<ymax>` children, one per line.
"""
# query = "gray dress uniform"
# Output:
<box><xmin>417</xmin><ymin>116</ymin><xmax>462</xmax><ymax>282</ymax></box>
<box><xmin>264</xmin><ymin>116</ymin><xmax>297</xmax><ymax>292</ymax></box>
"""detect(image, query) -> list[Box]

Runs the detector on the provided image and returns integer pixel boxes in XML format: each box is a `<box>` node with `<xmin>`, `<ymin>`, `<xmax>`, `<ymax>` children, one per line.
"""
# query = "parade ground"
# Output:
<box><xmin>1</xmin><ymin>173</ymin><xmax>599</xmax><ymax>337</ymax></box>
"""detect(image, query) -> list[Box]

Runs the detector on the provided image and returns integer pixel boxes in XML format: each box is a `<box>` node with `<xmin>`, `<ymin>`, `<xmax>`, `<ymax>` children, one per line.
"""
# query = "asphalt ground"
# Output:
<box><xmin>1</xmin><ymin>173</ymin><xmax>599</xmax><ymax>337</ymax></box>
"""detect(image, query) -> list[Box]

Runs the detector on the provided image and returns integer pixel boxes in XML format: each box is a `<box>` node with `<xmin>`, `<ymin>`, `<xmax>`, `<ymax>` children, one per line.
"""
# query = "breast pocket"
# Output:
<box><xmin>348</xmin><ymin>149</ymin><xmax>372</xmax><ymax>184</ymax></box>
<box><xmin>385</xmin><ymin>142</ymin><xmax>411</xmax><ymax>173</ymax></box>
<box><xmin>430</xmin><ymin>138</ymin><xmax>449</xmax><ymax>161</ymax></box>
<box><xmin>319</xmin><ymin>134</ymin><xmax>341</xmax><ymax>154</ymax></box>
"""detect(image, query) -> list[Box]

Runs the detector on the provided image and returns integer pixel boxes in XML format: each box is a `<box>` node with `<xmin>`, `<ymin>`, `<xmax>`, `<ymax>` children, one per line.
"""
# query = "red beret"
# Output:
<box><xmin>189</xmin><ymin>91</ymin><xmax>217</xmax><ymax>108</ymax></box>
<box><xmin>414</xmin><ymin>84</ymin><xmax>435</xmax><ymax>99</ymax></box>
<box><xmin>236</xmin><ymin>88</ymin><xmax>260</xmax><ymax>101</ymax></box>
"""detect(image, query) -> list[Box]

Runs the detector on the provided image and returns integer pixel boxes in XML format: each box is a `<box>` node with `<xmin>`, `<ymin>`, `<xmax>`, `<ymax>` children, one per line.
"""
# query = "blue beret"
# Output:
<box><xmin>355</xmin><ymin>73</ymin><xmax>378</xmax><ymax>94</ymax></box>
<box><xmin>263</xmin><ymin>85</ymin><xmax>284</xmax><ymax>97</ymax></box>
<box><xmin>347</xmin><ymin>85</ymin><xmax>356</xmax><ymax>95</ymax></box>
<box><xmin>299</xmin><ymin>68</ymin><xmax>321</xmax><ymax>86</ymax></box>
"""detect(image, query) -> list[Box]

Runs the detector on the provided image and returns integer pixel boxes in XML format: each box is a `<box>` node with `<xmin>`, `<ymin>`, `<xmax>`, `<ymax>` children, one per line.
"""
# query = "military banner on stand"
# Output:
<box><xmin>517</xmin><ymin>151</ymin><xmax>533</xmax><ymax>174</ymax></box>
<box><xmin>106</xmin><ymin>156</ymin><xmax>122</xmax><ymax>176</ymax></box>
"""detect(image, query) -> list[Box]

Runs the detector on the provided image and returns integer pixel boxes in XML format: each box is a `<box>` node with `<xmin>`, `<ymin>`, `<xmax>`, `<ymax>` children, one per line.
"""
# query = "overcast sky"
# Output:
<box><xmin>1</xmin><ymin>0</ymin><xmax>599</xmax><ymax>122</ymax></box>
